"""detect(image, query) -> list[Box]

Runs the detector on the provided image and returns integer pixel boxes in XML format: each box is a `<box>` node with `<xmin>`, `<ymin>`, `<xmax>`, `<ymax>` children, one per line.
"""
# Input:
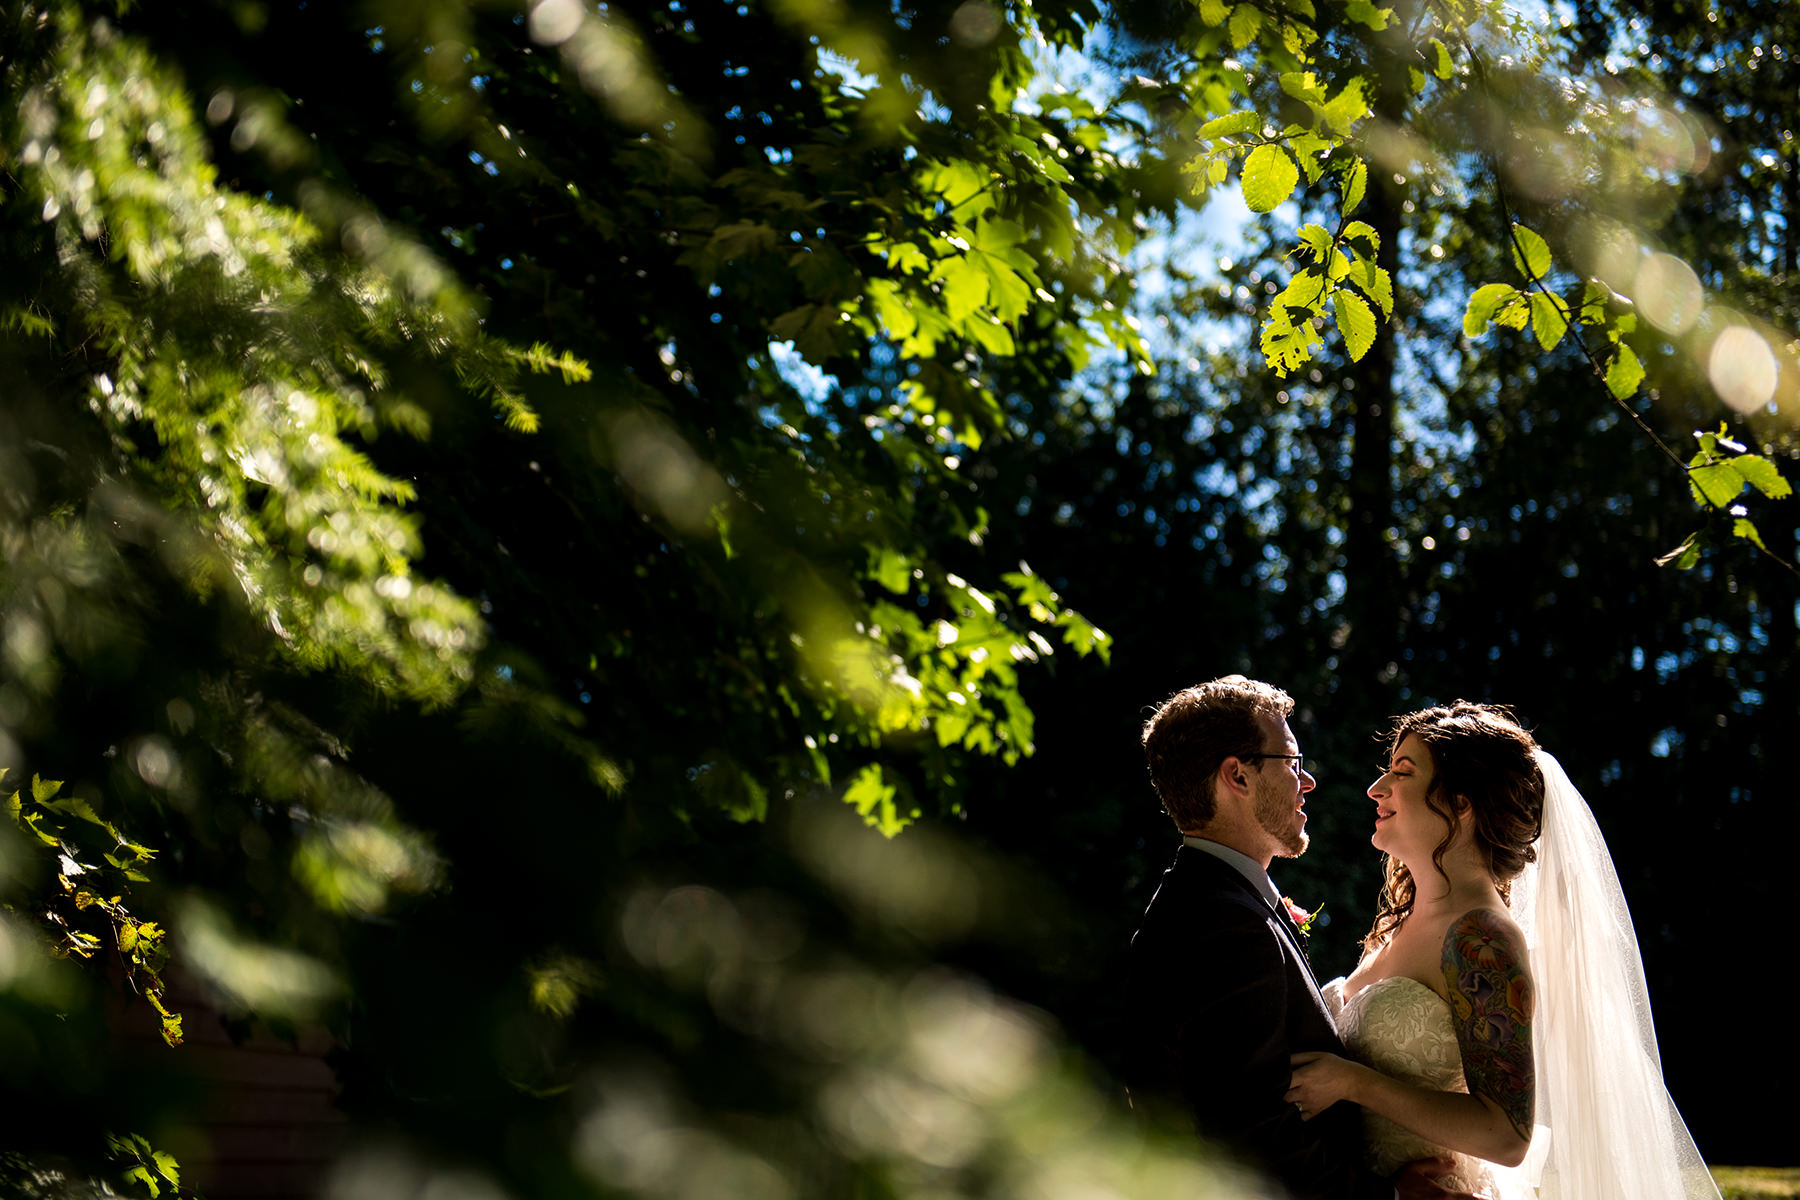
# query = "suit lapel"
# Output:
<box><xmin>1179</xmin><ymin>846</ymin><xmax>1321</xmax><ymax>984</ymax></box>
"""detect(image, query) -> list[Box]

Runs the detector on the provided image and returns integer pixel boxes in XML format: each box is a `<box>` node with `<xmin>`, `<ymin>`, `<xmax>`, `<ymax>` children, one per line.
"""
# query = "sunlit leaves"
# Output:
<box><xmin>1197</xmin><ymin>111</ymin><xmax>1259</xmax><ymax>140</ymax></box>
<box><xmin>1528</xmin><ymin>292</ymin><xmax>1569</xmax><ymax>351</ymax></box>
<box><xmin>1342</xmin><ymin>158</ymin><xmax>1369</xmax><ymax>214</ymax></box>
<box><xmin>1334</xmin><ymin>289</ymin><xmax>1377</xmax><ymax>361</ymax></box>
<box><xmin>1507</xmin><ymin>223</ymin><xmax>1553</xmax><ymax>281</ymax></box>
<box><xmin>5</xmin><ymin>771</ymin><xmax>182</xmax><ymax>1045</ymax></box>
<box><xmin>1687</xmin><ymin>426</ymin><xmax>1794</xmax><ymax>507</ymax></box>
<box><xmin>107</xmin><ymin>1134</ymin><xmax>182</xmax><ymax>1199</ymax></box>
<box><xmin>1604</xmin><ymin>343</ymin><xmax>1645</xmax><ymax>400</ymax></box>
<box><xmin>1346</xmin><ymin>0</ymin><xmax>1392</xmax><ymax>30</ymax></box>
<box><xmin>843</xmin><ymin>764</ymin><xmax>905</xmax><ymax>838</ymax></box>
<box><xmin>1240</xmin><ymin>144</ymin><xmax>1297</xmax><ymax>213</ymax></box>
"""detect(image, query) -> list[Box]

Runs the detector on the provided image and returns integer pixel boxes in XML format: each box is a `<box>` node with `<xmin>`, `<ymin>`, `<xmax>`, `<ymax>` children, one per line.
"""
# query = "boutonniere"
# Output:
<box><xmin>1282</xmin><ymin>896</ymin><xmax>1323</xmax><ymax>938</ymax></box>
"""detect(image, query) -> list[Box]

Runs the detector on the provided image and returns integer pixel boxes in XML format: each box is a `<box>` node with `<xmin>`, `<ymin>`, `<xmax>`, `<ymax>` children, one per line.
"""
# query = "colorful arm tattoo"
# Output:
<box><xmin>1441</xmin><ymin>908</ymin><xmax>1535</xmax><ymax>1140</ymax></box>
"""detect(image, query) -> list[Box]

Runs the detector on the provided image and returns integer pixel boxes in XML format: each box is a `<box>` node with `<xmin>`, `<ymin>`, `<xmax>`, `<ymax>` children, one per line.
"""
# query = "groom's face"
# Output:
<box><xmin>1250</xmin><ymin>715</ymin><xmax>1314</xmax><ymax>860</ymax></box>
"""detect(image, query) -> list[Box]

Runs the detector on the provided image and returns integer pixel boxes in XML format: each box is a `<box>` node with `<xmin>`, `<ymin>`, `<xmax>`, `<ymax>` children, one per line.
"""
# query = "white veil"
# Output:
<box><xmin>1489</xmin><ymin>751</ymin><xmax>1719</xmax><ymax>1200</ymax></box>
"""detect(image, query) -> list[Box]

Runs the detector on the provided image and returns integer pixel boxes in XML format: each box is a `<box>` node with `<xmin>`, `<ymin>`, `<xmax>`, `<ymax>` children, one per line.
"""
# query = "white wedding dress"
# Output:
<box><xmin>1322</xmin><ymin>974</ymin><xmax>1508</xmax><ymax>1198</ymax></box>
<box><xmin>1319</xmin><ymin>751</ymin><xmax>1720</xmax><ymax>1200</ymax></box>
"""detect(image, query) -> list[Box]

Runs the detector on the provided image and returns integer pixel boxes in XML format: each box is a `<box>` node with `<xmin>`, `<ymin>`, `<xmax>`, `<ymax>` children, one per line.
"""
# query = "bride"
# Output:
<box><xmin>1284</xmin><ymin>702</ymin><xmax>1720</xmax><ymax>1200</ymax></box>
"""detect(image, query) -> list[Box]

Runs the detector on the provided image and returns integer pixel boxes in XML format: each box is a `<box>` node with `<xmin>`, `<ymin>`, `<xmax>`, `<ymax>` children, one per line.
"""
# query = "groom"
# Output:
<box><xmin>1123</xmin><ymin>676</ymin><xmax>1467</xmax><ymax>1200</ymax></box>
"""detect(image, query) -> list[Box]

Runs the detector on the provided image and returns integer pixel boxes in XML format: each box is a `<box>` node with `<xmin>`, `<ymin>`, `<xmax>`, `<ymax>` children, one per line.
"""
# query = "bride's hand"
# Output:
<box><xmin>1286</xmin><ymin>1050</ymin><xmax>1362</xmax><ymax>1120</ymax></box>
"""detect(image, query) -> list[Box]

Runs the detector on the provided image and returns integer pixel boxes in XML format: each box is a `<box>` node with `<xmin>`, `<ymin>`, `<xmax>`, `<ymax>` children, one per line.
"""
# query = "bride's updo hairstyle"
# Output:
<box><xmin>1364</xmin><ymin>701</ymin><xmax>1545</xmax><ymax>952</ymax></box>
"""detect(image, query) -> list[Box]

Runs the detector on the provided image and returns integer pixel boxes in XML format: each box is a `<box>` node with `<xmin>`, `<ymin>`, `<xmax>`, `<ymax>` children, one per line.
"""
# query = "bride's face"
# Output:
<box><xmin>1368</xmin><ymin>734</ymin><xmax>1454</xmax><ymax>862</ymax></box>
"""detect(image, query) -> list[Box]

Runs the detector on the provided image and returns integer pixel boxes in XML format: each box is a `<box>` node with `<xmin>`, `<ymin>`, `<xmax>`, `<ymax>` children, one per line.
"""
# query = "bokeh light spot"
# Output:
<box><xmin>1709</xmin><ymin>325</ymin><xmax>1778</xmax><ymax>414</ymax></box>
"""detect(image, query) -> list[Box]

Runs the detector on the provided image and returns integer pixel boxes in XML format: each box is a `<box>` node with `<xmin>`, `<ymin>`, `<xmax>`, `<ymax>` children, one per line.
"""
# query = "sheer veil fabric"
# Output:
<box><xmin>1488</xmin><ymin>751</ymin><xmax>1720</xmax><ymax>1200</ymax></box>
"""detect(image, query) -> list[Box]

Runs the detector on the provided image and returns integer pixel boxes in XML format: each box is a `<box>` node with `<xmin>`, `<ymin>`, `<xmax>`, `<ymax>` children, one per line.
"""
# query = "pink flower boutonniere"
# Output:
<box><xmin>1282</xmin><ymin>896</ymin><xmax>1323</xmax><ymax>938</ymax></box>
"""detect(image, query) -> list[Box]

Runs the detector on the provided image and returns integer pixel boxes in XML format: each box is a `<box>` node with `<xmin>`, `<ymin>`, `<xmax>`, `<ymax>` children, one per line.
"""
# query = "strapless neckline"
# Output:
<box><xmin>1338</xmin><ymin>974</ymin><xmax>1448</xmax><ymax>1014</ymax></box>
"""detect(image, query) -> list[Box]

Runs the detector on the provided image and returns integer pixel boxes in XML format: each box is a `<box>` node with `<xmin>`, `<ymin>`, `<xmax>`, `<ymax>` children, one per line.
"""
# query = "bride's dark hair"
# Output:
<box><xmin>1363</xmin><ymin>701</ymin><xmax>1546</xmax><ymax>952</ymax></box>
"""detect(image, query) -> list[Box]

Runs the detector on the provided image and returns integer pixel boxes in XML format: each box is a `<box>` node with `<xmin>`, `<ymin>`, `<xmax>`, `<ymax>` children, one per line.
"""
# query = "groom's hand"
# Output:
<box><xmin>1391</xmin><ymin>1158</ymin><xmax>1485</xmax><ymax>1200</ymax></box>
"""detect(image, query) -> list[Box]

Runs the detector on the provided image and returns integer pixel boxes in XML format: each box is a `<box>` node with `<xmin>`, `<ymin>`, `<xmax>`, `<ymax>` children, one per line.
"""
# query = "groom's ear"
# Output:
<box><xmin>1216</xmin><ymin>755</ymin><xmax>1253</xmax><ymax>798</ymax></box>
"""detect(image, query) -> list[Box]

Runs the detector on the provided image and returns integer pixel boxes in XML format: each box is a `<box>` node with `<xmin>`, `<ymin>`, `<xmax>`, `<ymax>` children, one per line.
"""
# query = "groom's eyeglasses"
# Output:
<box><xmin>1240</xmin><ymin>753</ymin><xmax>1312</xmax><ymax>777</ymax></box>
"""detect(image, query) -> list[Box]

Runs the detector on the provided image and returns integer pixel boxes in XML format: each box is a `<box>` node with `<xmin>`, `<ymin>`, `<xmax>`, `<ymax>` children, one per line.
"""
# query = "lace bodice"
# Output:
<box><xmin>1324</xmin><ymin>975</ymin><xmax>1498</xmax><ymax>1196</ymax></box>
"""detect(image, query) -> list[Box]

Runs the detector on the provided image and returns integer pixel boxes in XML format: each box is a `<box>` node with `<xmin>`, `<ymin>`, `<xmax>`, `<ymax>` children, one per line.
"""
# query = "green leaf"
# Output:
<box><xmin>869</xmin><ymin>547</ymin><xmax>912</xmax><ymax>595</ymax></box>
<box><xmin>1198</xmin><ymin>111</ymin><xmax>1260</xmax><ymax>140</ymax></box>
<box><xmin>708</xmin><ymin>220</ymin><xmax>778</xmax><ymax>261</ymax></box>
<box><xmin>936</xmin><ymin>255</ymin><xmax>989</xmax><ymax>321</ymax></box>
<box><xmin>1320</xmin><ymin>78</ymin><xmax>1368</xmax><ymax>133</ymax></box>
<box><xmin>1342</xmin><ymin>221</ymin><xmax>1378</xmax><ymax>260</ymax></box>
<box><xmin>1688</xmin><ymin>463</ymin><xmax>1742</xmax><ymax>507</ymax></box>
<box><xmin>1279</xmin><ymin>72</ymin><xmax>1329</xmax><ymax>106</ymax></box>
<box><xmin>1342</xmin><ymin>158</ymin><xmax>1368</xmax><ymax>215</ymax></box>
<box><xmin>1654</xmin><ymin>532</ymin><xmax>1702</xmax><ymax>569</ymax></box>
<box><xmin>1430</xmin><ymin>38</ymin><xmax>1454</xmax><ymax>79</ymax></box>
<box><xmin>1508</xmin><ymin>223</ymin><xmax>1552</xmax><ymax>281</ymax></box>
<box><xmin>1731</xmin><ymin>454</ymin><xmax>1794</xmax><ymax>499</ymax></box>
<box><xmin>1334</xmin><ymin>289</ymin><xmax>1377</xmax><ymax>362</ymax></box>
<box><xmin>923</xmin><ymin>158</ymin><xmax>989</xmax><ymax>214</ymax></box>
<box><xmin>1197</xmin><ymin>0</ymin><xmax>1231</xmax><ymax>25</ymax></box>
<box><xmin>884</xmin><ymin>240</ymin><xmax>929</xmax><ymax>275</ymax></box>
<box><xmin>1346</xmin><ymin>0</ymin><xmax>1391</xmax><ymax>29</ymax></box>
<box><xmin>1242</xmin><ymin>144</ymin><xmax>1300</xmax><ymax>213</ymax></box>
<box><xmin>1352</xmin><ymin>262</ymin><xmax>1394</xmax><ymax>316</ymax></box>
<box><xmin>1605</xmin><ymin>343</ymin><xmax>1644</xmax><ymax>400</ymax></box>
<box><xmin>1296</xmin><ymin>223</ymin><xmax>1335</xmax><ymax>260</ymax></box>
<box><xmin>1228</xmin><ymin>3</ymin><xmax>1263</xmax><ymax>48</ymax></box>
<box><xmin>966</xmin><ymin>314</ymin><xmax>1016</xmax><ymax>356</ymax></box>
<box><xmin>843</xmin><ymin>764</ymin><xmax>905</xmax><ymax>836</ymax></box>
<box><xmin>1463</xmin><ymin>283</ymin><xmax>1518</xmax><ymax>336</ymax></box>
<box><xmin>1733</xmin><ymin>517</ymin><xmax>1768</xmax><ymax>551</ymax></box>
<box><xmin>1529</xmin><ymin>291</ymin><xmax>1569</xmax><ymax>351</ymax></box>
<box><xmin>868</xmin><ymin>279</ymin><xmax>918</xmax><ymax>341</ymax></box>
<box><xmin>1259</xmin><ymin>303</ymin><xmax>1325</xmax><ymax>375</ymax></box>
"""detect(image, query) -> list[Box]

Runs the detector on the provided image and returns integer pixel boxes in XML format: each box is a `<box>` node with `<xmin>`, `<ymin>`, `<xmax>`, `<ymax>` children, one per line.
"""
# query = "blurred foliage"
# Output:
<box><xmin>1</xmin><ymin>0</ymin><xmax>1796</xmax><ymax>1194</ymax></box>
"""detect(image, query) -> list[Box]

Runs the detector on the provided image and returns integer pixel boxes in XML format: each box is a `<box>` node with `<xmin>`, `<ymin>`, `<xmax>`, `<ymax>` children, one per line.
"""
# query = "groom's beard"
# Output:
<box><xmin>1255</xmin><ymin>784</ymin><xmax>1309</xmax><ymax>858</ymax></box>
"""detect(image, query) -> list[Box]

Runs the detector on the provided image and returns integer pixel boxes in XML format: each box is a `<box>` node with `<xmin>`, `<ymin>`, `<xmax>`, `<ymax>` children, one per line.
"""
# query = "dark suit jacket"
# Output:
<box><xmin>1126</xmin><ymin>844</ymin><xmax>1388</xmax><ymax>1200</ymax></box>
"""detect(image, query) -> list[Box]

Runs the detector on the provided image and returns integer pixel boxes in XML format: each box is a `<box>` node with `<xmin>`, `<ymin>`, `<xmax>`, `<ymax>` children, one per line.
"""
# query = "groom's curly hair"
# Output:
<box><xmin>1365</xmin><ymin>701</ymin><xmax>1545</xmax><ymax>951</ymax></box>
<box><xmin>1142</xmin><ymin>675</ymin><xmax>1294</xmax><ymax>832</ymax></box>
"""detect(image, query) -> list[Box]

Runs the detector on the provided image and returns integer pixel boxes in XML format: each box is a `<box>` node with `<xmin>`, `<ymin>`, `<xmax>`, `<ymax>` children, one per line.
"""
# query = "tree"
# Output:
<box><xmin>3</xmin><ymin>0</ymin><xmax>1795</xmax><ymax>1190</ymax></box>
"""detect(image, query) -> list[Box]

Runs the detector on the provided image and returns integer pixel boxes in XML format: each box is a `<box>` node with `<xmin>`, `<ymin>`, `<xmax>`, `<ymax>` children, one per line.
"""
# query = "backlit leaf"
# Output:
<box><xmin>1464</xmin><ymin>283</ymin><xmax>1518</xmax><ymax>336</ymax></box>
<box><xmin>1342</xmin><ymin>158</ymin><xmax>1368</xmax><ymax>215</ymax></box>
<box><xmin>1605</xmin><ymin>343</ymin><xmax>1644</xmax><ymax>400</ymax></box>
<box><xmin>1529</xmin><ymin>291</ymin><xmax>1569</xmax><ymax>351</ymax></box>
<box><xmin>1242</xmin><ymin>144</ymin><xmax>1300</xmax><ymax>213</ymax></box>
<box><xmin>1198</xmin><ymin>111</ymin><xmax>1260</xmax><ymax>140</ymax></box>
<box><xmin>1335</xmin><ymin>289</ymin><xmax>1377</xmax><ymax>362</ymax></box>
<box><xmin>1508</xmin><ymin>223</ymin><xmax>1553</xmax><ymax>281</ymax></box>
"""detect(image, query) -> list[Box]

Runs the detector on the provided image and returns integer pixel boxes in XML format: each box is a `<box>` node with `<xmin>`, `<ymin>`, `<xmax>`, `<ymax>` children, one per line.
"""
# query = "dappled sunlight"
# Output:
<box><xmin>528</xmin><ymin>0</ymin><xmax>702</xmax><ymax>149</ymax></box>
<box><xmin>592</xmin><ymin>812</ymin><xmax>1256</xmax><ymax>1200</ymax></box>
<box><xmin>325</xmin><ymin>1146</ymin><xmax>515</xmax><ymax>1200</ymax></box>
<box><xmin>178</xmin><ymin>898</ymin><xmax>342</xmax><ymax>1019</ymax></box>
<box><xmin>575</xmin><ymin>1068</ymin><xmax>794</xmax><ymax>1200</ymax></box>
<box><xmin>788</xmin><ymin>798</ymin><xmax>983</xmax><ymax>940</ymax></box>
<box><xmin>602</xmin><ymin>407</ymin><xmax>730</xmax><ymax>536</ymax></box>
<box><xmin>292</xmin><ymin>817</ymin><xmax>444</xmax><ymax>917</ymax></box>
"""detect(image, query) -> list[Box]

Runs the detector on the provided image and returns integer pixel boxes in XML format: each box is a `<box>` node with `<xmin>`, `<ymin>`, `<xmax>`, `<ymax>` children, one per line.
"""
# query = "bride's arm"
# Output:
<box><xmin>1286</xmin><ymin>908</ymin><xmax>1535</xmax><ymax>1168</ymax></box>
